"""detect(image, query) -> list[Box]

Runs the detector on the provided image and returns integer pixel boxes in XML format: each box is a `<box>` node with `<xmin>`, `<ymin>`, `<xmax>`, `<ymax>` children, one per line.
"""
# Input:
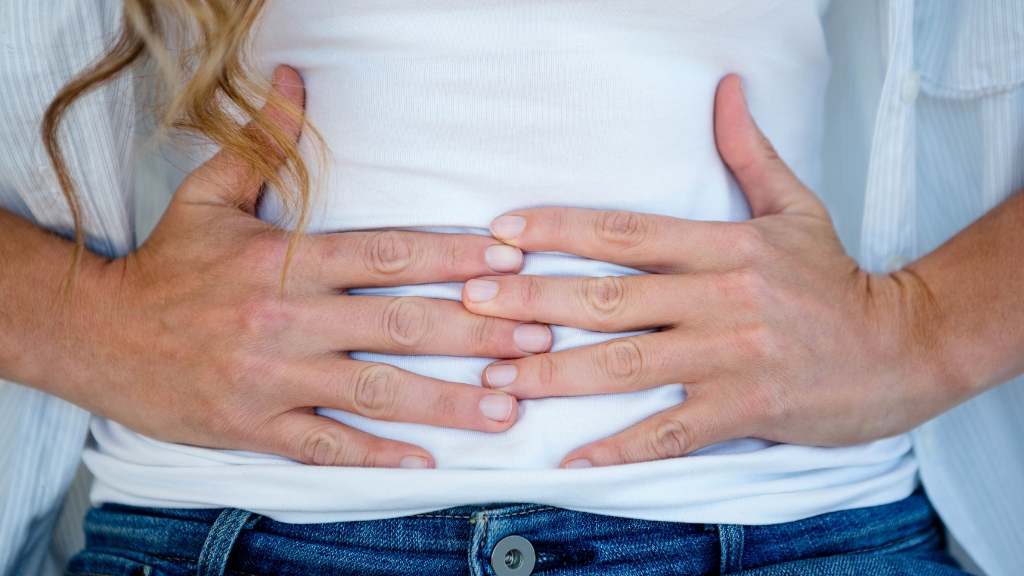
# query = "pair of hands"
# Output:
<box><xmin>73</xmin><ymin>67</ymin><xmax>954</xmax><ymax>470</ymax></box>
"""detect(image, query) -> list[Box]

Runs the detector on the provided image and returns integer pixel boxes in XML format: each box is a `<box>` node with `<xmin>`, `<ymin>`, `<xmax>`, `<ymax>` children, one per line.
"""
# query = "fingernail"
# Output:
<box><xmin>491</xmin><ymin>215</ymin><xmax>526</xmax><ymax>240</ymax></box>
<box><xmin>485</xmin><ymin>245</ymin><xmax>523</xmax><ymax>273</ymax></box>
<box><xmin>564</xmin><ymin>458</ymin><xmax>593</xmax><ymax>469</ymax></box>
<box><xmin>465</xmin><ymin>279</ymin><xmax>500</xmax><ymax>303</ymax></box>
<box><xmin>485</xmin><ymin>364</ymin><xmax>518</xmax><ymax>388</ymax></box>
<box><xmin>399</xmin><ymin>455</ymin><xmax>432</xmax><ymax>469</ymax></box>
<box><xmin>479</xmin><ymin>394</ymin><xmax>515</xmax><ymax>422</ymax></box>
<box><xmin>272</xmin><ymin>66</ymin><xmax>288</xmax><ymax>84</ymax></box>
<box><xmin>514</xmin><ymin>324</ymin><xmax>552</xmax><ymax>353</ymax></box>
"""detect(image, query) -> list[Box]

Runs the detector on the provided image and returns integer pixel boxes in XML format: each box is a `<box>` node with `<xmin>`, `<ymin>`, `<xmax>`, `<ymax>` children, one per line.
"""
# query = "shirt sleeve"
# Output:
<box><xmin>0</xmin><ymin>0</ymin><xmax>135</xmax><ymax>257</ymax></box>
<box><xmin>0</xmin><ymin>1</ymin><xmax>134</xmax><ymax>575</ymax></box>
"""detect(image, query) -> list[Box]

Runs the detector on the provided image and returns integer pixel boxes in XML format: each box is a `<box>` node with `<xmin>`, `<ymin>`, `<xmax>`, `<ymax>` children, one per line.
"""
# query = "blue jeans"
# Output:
<box><xmin>68</xmin><ymin>489</ymin><xmax>966</xmax><ymax>576</ymax></box>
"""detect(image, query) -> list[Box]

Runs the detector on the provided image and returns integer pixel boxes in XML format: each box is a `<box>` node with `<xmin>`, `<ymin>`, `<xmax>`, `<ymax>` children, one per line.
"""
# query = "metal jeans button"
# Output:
<box><xmin>490</xmin><ymin>535</ymin><xmax>536</xmax><ymax>576</ymax></box>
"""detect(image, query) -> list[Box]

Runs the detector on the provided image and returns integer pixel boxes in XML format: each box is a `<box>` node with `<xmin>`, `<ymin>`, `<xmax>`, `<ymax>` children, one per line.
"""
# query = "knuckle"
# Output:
<box><xmin>336</xmin><ymin>437</ymin><xmax>379</xmax><ymax>467</ymax></box>
<box><xmin>537</xmin><ymin>354</ymin><xmax>558</xmax><ymax>389</ymax></box>
<box><xmin>381</xmin><ymin>298</ymin><xmax>431</xmax><ymax>349</ymax></box>
<box><xmin>299</xmin><ymin>427</ymin><xmax>369</xmax><ymax>467</ymax></box>
<box><xmin>442</xmin><ymin>240</ymin><xmax>472</xmax><ymax>276</ymax></box>
<box><xmin>342</xmin><ymin>440</ymin><xmax>381</xmax><ymax>467</ymax></box>
<box><xmin>601</xmin><ymin>340</ymin><xmax>645</xmax><ymax>382</ymax></box>
<box><xmin>729</xmin><ymin>224</ymin><xmax>769</xmax><ymax>260</ymax></box>
<box><xmin>349</xmin><ymin>365</ymin><xmax>401</xmax><ymax>419</ymax></box>
<box><xmin>598</xmin><ymin>210</ymin><xmax>651</xmax><ymax>249</ymax></box>
<box><xmin>470</xmin><ymin>315</ymin><xmax>501</xmax><ymax>351</ymax></box>
<box><xmin>360</xmin><ymin>439</ymin><xmax>398</xmax><ymax>467</ymax></box>
<box><xmin>719</xmin><ymin>269</ymin><xmax>770</xmax><ymax>311</ymax></box>
<box><xmin>364</xmin><ymin>231</ymin><xmax>413</xmax><ymax>277</ymax></box>
<box><xmin>548</xmin><ymin>210</ymin><xmax>567</xmax><ymax>240</ymax></box>
<box><xmin>582</xmin><ymin>276</ymin><xmax>625</xmax><ymax>327</ymax></box>
<box><xmin>519</xmin><ymin>275</ymin><xmax>543</xmax><ymax>308</ymax></box>
<box><xmin>649</xmin><ymin>418</ymin><xmax>693</xmax><ymax>460</ymax></box>
<box><xmin>301</xmin><ymin>430</ymin><xmax>337</xmax><ymax>465</ymax></box>
<box><xmin>236</xmin><ymin>295</ymin><xmax>294</xmax><ymax>335</ymax></box>
<box><xmin>433</xmin><ymin>387</ymin><xmax>459</xmax><ymax>421</ymax></box>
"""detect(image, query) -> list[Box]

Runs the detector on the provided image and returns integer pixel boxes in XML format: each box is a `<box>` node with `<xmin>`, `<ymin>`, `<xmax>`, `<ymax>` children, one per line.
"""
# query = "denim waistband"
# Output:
<box><xmin>69</xmin><ymin>489</ymin><xmax>961</xmax><ymax>576</ymax></box>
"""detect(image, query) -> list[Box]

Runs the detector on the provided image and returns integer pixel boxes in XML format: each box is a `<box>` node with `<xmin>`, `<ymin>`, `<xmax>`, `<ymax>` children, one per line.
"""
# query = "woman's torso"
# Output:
<box><xmin>85</xmin><ymin>0</ymin><xmax>918</xmax><ymax>524</ymax></box>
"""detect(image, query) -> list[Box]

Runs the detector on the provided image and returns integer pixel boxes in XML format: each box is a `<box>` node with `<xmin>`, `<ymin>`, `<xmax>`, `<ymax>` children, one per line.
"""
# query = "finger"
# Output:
<box><xmin>482</xmin><ymin>333</ymin><xmax>714</xmax><ymax>398</ymax></box>
<box><xmin>713</xmin><ymin>74</ymin><xmax>827</xmax><ymax>219</ymax></box>
<box><xmin>307</xmin><ymin>295</ymin><xmax>547</xmax><ymax>358</ymax></box>
<box><xmin>559</xmin><ymin>392</ymin><xmax>748</xmax><ymax>468</ymax></box>
<box><xmin>308</xmin><ymin>230</ymin><xmax>523</xmax><ymax>289</ymax></box>
<box><xmin>462</xmin><ymin>274</ymin><xmax>688</xmax><ymax>333</ymax></box>
<box><xmin>267</xmin><ymin>409</ymin><xmax>435</xmax><ymax>468</ymax></box>
<box><xmin>489</xmin><ymin>207</ymin><xmax>725</xmax><ymax>274</ymax></box>
<box><xmin>304</xmin><ymin>359</ymin><xmax>519</xmax><ymax>433</ymax></box>
<box><xmin>180</xmin><ymin>65</ymin><xmax>306</xmax><ymax>210</ymax></box>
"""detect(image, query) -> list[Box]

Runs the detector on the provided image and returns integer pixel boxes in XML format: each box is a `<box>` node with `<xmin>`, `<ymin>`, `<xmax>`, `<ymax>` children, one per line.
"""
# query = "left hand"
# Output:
<box><xmin>461</xmin><ymin>75</ymin><xmax>955</xmax><ymax>468</ymax></box>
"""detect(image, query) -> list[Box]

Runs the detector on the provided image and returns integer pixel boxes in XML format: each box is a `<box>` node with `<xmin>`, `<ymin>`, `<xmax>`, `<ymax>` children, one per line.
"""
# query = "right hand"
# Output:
<box><xmin>51</xmin><ymin>66</ymin><xmax>545</xmax><ymax>469</ymax></box>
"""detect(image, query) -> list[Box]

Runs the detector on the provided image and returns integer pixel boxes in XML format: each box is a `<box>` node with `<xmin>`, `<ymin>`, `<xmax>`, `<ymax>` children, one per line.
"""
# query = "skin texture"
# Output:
<box><xmin>0</xmin><ymin>66</ymin><xmax>552</xmax><ymax>469</ymax></box>
<box><xmin>464</xmin><ymin>75</ymin><xmax>1024</xmax><ymax>468</ymax></box>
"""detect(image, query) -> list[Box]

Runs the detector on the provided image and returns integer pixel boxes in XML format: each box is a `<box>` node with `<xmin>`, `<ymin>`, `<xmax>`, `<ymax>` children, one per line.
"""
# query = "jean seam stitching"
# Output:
<box><xmin>489</xmin><ymin>506</ymin><xmax>557</xmax><ymax>518</ymax></box>
<box><xmin>833</xmin><ymin>531</ymin><xmax>925</xmax><ymax>557</ymax></box>
<box><xmin>719</xmin><ymin>524</ymin><xmax>744</xmax><ymax>574</ymax></box>
<box><xmin>220</xmin><ymin>512</ymin><xmax>247</xmax><ymax>572</ymax></box>
<box><xmin>412</xmin><ymin>514</ymin><xmax>474</xmax><ymax>519</ymax></box>
<box><xmin>736</xmin><ymin>526</ymin><xmax>745</xmax><ymax>572</ymax></box>
<box><xmin>200</xmin><ymin>521</ymin><xmax>221</xmax><ymax>575</ymax></box>
<box><xmin>154</xmin><ymin>555</ymin><xmax>197</xmax><ymax>563</ymax></box>
<box><xmin>728</xmin><ymin>526</ymin><xmax>737</xmax><ymax>573</ymax></box>
<box><xmin>414</xmin><ymin>506</ymin><xmax>556</xmax><ymax>521</ymax></box>
<box><xmin>199</xmin><ymin>509</ymin><xmax>250</xmax><ymax>576</ymax></box>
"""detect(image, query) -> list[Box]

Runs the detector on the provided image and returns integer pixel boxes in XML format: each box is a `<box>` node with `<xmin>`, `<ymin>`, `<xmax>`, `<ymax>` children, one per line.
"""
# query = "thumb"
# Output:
<box><xmin>714</xmin><ymin>74</ymin><xmax>824</xmax><ymax>219</ymax></box>
<box><xmin>559</xmin><ymin>393</ymin><xmax>741</xmax><ymax>468</ymax></box>
<box><xmin>179</xmin><ymin>65</ymin><xmax>306</xmax><ymax>212</ymax></box>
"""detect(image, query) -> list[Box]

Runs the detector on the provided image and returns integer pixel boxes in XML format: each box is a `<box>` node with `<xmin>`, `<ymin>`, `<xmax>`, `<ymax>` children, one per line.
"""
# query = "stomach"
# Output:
<box><xmin>250</xmin><ymin>0</ymin><xmax>829</xmax><ymax>469</ymax></box>
<box><xmin>84</xmin><ymin>0</ymin><xmax>920</xmax><ymax>525</ymax></box>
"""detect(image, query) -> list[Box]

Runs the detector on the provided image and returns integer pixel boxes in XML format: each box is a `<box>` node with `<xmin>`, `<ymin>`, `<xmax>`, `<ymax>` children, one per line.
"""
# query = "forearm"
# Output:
<box><xmin>905</xmin><ymin>189</ymin><xmax>1024</xmax><ymax>397</ymax></box>
<box><xmin>0</xmin><ymin>207</ymin><xmax>108</xmax><ymax>396</ymax></box>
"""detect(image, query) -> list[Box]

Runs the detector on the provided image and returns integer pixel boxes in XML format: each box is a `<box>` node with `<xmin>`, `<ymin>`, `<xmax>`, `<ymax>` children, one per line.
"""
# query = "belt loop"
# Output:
<box><xmin>196</xmin><ymin>508</ymin><xmax>261</xmax><ymax>576</ymax></box>
<box><xmin>717</xmin><ymin>524</ymin><xmax>745</xmax><ymax>574</ymax></box>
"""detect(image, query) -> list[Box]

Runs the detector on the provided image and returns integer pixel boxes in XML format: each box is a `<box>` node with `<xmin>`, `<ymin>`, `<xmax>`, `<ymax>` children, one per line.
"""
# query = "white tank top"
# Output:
<box><xmin>85</xmin><ymin>0</ymin><xmax>918</xmax><ymax>524</ymax></box>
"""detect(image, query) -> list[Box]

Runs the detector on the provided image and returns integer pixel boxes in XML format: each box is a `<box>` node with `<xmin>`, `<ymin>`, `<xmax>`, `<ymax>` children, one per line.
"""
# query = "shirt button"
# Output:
<box><xmin>885</xmin><ymin>254</ymin><xmax>913</xmax><ymax>274</ymax></box>
<box><xmin>901</xmin><ymin>70</ymin><xmax>922</xmax><ymax>103</ymax></box>
<box><xmin>491</xmin><ymin>535</ymin><xmax>537</xmax><ymax>576</ymax></box>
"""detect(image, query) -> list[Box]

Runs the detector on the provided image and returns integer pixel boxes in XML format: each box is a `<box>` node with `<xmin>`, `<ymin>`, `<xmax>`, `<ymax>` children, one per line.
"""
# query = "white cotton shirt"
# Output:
<box><xmin>12</xmin><ymin>1</ymin><xmax>1024</xmax><ymax>574</ymax></box>
<box><xmin>82</xmin><ymin>0</ymin><xmax>920</xmax><ymax>524</ymax></box>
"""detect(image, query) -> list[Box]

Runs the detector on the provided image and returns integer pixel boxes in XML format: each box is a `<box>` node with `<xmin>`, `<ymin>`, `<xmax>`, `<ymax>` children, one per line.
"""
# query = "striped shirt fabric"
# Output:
<box><xmin>1</xmin><ymin>0</ymin><xmax>1022</xmax><ymax>574</ymax></box>
<box><xmin>1</xmin><ymin>0</ymin><xmax>133</xmax><ymax>575</ymax></box>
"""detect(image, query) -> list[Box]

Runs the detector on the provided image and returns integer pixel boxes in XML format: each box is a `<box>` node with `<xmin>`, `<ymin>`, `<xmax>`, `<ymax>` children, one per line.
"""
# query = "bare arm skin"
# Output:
<box><xmin>0</xmin><ymin>67</ymin><xmax>546</xmax><ymax>469</ymax></box>
<box><xmin>461</xmin><ymin>74</ymin><xmax>1024</xmax><ymax>467</ymax></box>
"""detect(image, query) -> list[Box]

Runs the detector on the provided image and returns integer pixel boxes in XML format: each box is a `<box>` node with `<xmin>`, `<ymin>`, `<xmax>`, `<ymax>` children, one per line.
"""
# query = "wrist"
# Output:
<box><xmin>22</xmin><ymin>251</ymin><xmax>118</xmax><ymax>405</ymax></box>
<box><xmin>886</xmin><ymin>267</ymin><xmax>982</xmax><ymax>410</ymax></box>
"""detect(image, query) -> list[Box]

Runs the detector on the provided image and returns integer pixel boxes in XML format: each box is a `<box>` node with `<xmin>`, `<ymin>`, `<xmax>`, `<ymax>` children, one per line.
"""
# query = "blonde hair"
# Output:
<box><xmin>42</xmin><ymin>0</ymin><xmax>314</xmax><ymax>277</ymax></box>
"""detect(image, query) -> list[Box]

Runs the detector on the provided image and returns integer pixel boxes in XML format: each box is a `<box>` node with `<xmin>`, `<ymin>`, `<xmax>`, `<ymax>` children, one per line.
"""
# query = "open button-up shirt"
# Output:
<box><xmin>1</xmin><ymin>1</ymin><xmax>1022</xmax><ymax>574</ymax></box>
